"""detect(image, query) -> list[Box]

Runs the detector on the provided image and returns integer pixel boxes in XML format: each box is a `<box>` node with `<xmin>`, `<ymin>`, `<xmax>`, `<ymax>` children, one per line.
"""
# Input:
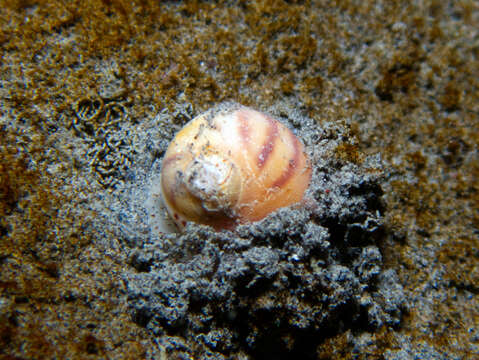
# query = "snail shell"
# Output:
<box><xmin>158</xmin><ymin>103</ymin><xmax>312</xmax><ymax>231</ymax></box>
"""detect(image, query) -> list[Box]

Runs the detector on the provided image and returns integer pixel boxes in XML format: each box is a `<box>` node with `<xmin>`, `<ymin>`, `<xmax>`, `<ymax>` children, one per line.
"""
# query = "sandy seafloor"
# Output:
<box><xmin>0</xmin><ymin>1</ymin><xmax>478</xmax><ymax>359</ymax></box>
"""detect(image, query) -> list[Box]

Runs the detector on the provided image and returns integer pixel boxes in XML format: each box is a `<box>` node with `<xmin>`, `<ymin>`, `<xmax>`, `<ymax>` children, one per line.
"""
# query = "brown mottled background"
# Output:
<box><xmin>0</xmin><ymin>0</ymin><xmax>477</xmax><ymax>359</ymax></box>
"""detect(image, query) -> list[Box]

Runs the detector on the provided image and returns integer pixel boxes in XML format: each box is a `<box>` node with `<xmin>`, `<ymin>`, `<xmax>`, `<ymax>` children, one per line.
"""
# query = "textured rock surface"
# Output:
<box><xmin>0</xmin><ymin>0</ymin><xmax>477</xmax><ymax>359</ymax></box>
<box><xmin>118</xmin><ymin>105</ymin><xmax>404</xmax><ymax>358</ymax></box>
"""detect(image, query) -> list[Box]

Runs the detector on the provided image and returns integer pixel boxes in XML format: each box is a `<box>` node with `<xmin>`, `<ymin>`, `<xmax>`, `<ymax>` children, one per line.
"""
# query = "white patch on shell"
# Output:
<box><xmin>185</xmin><ymin>154</ymin><xmax>235</xmax><ymax>212</ymax></box>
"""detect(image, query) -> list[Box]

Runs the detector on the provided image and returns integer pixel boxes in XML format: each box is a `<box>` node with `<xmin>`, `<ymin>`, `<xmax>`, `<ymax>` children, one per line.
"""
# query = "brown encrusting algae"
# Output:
<box><xmin>0</xmin><ymin>0</ymin><xmax>478</xmax><ymax>359</ymax></box>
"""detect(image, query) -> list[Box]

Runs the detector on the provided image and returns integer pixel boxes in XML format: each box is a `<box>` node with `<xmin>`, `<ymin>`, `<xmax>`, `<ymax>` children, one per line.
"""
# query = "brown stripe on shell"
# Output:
<box><xmin>161</xmin><ymin>153</ymin><xmax>182</xmax><ymax>169</ymax></box>
<box><xmin>237</xmin><ymin>109</ymin><xmax>251</xmax><ymax>147</ymax></box>
<box><xmin>257</xmin><ymin>115</ymin><xmax>279</xmax><ymax>169</ymax></box>
<box><xmin>272</xmin><ymin>129</ymin><xmax>301</xmax><ymax>189</ymax></box>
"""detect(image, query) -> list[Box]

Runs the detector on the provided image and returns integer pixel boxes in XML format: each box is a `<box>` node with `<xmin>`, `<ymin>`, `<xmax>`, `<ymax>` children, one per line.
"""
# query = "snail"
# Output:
<box><xmin>156</xmin><ymin>103</ymin><xmax>312</xmax><ymax>231</ymax></box>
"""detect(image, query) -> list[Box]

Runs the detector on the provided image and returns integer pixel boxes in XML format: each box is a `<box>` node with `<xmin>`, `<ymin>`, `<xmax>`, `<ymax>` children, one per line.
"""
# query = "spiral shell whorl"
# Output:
<box><xmin>159</xmin><ymin>104</ymin><xmax>311</xmax><ymax>230</ymax></box>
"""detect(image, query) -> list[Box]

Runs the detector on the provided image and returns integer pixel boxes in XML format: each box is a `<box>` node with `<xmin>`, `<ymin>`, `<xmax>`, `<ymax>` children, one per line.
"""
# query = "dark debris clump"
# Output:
<box><xmin>123</xmin><ymin>108</ymin><xmax>406</xmax><ymax>359</ymax></box>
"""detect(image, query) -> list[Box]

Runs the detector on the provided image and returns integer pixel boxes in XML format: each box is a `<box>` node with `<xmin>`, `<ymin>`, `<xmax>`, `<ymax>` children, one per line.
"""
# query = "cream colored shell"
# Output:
<box><xmin>159</xmin><ymin>104</ymin><xmax>312</xmax><ymax>231</ymax></box>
